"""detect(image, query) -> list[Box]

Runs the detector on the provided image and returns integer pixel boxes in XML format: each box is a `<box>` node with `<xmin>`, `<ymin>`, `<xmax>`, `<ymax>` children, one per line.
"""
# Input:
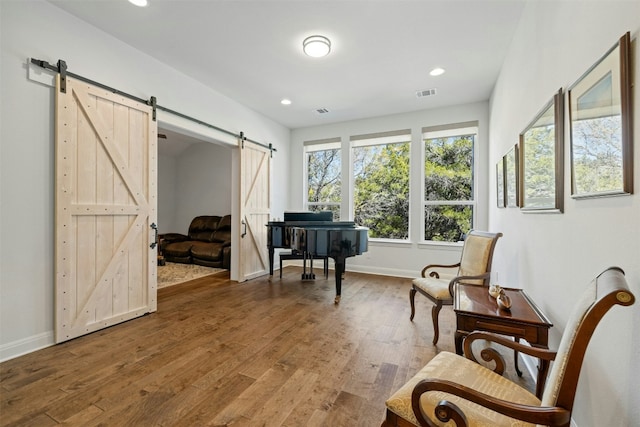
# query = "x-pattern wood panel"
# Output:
<box><xmin>55</xmin><ymin>76</ymin><xmax>157</xmax><ymax>343</ymax></box>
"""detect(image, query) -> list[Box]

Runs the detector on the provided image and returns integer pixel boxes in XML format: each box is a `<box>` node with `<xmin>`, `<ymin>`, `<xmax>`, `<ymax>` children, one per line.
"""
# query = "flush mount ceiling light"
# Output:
<box><xmin>303</xmin><ymin>35</ymin><xmax>331</xmax><ymax>58</ymax></box>
<box><xmin>429</xmin><ymin>67</ymin><xmax>445</xmax><ymax>76</ymax></box>
<box><xmin>281</xmin><ymin>98</ymin><xmax>292</xmax><ymax>105</ymax></box>
<box><xmin>128</xmin><ymin>0</ymin><xmax>148</xmax><ymax>7</ymax></box>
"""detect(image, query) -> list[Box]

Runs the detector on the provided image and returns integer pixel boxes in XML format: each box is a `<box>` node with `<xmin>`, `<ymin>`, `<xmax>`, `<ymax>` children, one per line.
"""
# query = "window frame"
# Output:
<box><xmin>350</xmin><ymin>129</ymin><xmax>412</xmax><ymax>242</ymax></box>
<box><xmin>303</xmin><ymin>138</ymin><xmax>342</xmax><ymax>219</ymax></box>
<box><xmin>421</xmin><ymin>124</ymin><xmax>478</xmax><ymax>244</ymax></box>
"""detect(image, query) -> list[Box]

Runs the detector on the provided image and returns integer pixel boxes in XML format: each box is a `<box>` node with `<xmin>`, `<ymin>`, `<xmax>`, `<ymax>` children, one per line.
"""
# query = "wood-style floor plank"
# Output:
<box><xmin>0</xmin><ymin>267</ymin><xmax>534</xmax><ymax>426</ymax></box>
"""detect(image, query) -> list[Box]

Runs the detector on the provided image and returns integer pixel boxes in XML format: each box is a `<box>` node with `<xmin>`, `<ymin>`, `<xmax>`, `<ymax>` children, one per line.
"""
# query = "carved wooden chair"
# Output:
<box><xmin>383</xmin><ymin>266</ymin><xmax>635</xmax><ymax>427</ymax></box>
<box><xmin>410</xmin><ymin>230</ymin><xmax>502</xmax><ymax>344</ymax></box>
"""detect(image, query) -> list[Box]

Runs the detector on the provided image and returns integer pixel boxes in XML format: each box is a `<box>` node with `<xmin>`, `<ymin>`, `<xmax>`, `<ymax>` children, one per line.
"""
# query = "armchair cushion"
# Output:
<box><xmin>190</xmin><ymin>241</ymin><xmax>225</xmax><ymax>262</ymax></box>
<box><xmin>541</xmin><ymin>279</ymin><xmax>597</xmax><ymax>407</ymax></box>
<box><xmin>212</xmin><ymin>214</ymin><xmax>232</xmax><ymax>245</ymax></box>
<box><xmin>458</xmin><ymin>233</ymin><xmax>497</xmax><ymax>285</ymax></box>
<box><xmin>188</xmin><ymin>215</ymin><xmax>222</xmax><ymax>242</ymax></box>
<box><xmin>385</xmin><ymin>352</ymin><xmax>540</xmax><ymax>427</ymax></box>
<box><xmin>162</xmin><ymin>240</ymin><xmax>194</xmax><ymax>258</ymax></box>
<box><xmin>159</xmin><ymin>232</ymin><xmax>189</xmax><ymax>244</ymax></box>
<box><xmin>411</xmin><ymin>277</ymin><xmax>452</xmax><ymax>301</ymax></box>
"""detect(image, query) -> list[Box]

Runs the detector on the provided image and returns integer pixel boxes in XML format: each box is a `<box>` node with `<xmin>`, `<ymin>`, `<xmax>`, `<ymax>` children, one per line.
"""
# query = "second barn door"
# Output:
<box><xmin>238</xmin><ymin>139</ymin><xmax>271</xmax><ymax>282</ymax></box>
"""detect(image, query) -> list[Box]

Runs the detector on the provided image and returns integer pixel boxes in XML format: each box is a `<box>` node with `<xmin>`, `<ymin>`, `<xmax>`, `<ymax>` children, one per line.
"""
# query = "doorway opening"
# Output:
<box><xmin>156</xmin><ymin>124</ymin><xmax>238</xmax><ymax>284</ymax></box>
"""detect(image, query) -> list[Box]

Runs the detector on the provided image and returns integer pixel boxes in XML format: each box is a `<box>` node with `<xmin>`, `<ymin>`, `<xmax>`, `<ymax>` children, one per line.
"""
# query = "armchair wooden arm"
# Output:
<box><xmin>461</xmin><ymin>331</ymin><xmax>556</xmax><ymax>375</ymax></box>
<box><xmin>411</xmin><ymin>379</ymin><xmax>571</xmax><ymax>427</ymax></box>
<box><xmin>447</xmin><ymin>272</ymin><xmax>490</xmax><ymax>296</ymax></box>
<box><xmin>421</xmin><ymin>263</ymin><xmax>460</xmax><ymax>278</ymax></box>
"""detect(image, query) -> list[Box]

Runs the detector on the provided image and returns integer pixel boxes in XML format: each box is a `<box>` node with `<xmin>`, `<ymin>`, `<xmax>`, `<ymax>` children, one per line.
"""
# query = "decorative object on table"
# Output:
<box><xmin>497</xmin><ymin>289</ymin><xmax>512</xmax><ymax>310</ymax></box>
<box><xmin>489</xmin><ymin>283</ymin><xmax>502</xmax><ymax>298</ymax></box>
<box><xmin>568</xmin><ymin>31</ymin><xmax>633</xmax><ymax>198</ymax></box>
<box><xmin>519</xmin><ymin>88</ymin><xmax>564</xmax><ymax>212</ymax></box>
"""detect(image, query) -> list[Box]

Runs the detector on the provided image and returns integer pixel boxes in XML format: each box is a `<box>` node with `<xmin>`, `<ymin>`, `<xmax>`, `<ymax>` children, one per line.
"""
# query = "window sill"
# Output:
<box><xmin>368</xmin><ymin>238</ymin><xmax>412</xmax><ymax>248</ymax></box>
<box><xmin>417</xmin><ymin>240</ymin><xmax>463</xmax><ymax>251</ymax></box>
<box><xmin>367</xmin><ymin>239</ymin><xmax>463</xmax><ymax>251</ymax></box>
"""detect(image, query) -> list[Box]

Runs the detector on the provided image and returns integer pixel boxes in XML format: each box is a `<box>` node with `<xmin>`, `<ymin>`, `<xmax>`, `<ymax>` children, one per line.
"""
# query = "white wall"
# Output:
<box><xmin>158</xmin><ymin>154</ymin><xmax>178</xmax><ymax>232</ymax></box>
<box><xmin>290</xmin><ymin>102</ymin><xmax>491</xmax><ymax>277</ymax></box>
<box><xmin>174</xmin><ymin>143</ymin><xmax>232</xmax><ymax>232</ymax></box>
<box><xmin>158</xmin><ymin>143</ymin><xmax>232</xmax><ymax>234</ymax></box>
<box><xmin>489</xmin><ymin>2</ymin><xmax>640</xmax><ymax>426</ymax></box>
<box><xmin>0</xmin><ymin>0</ymin><xmax>290</xmax><ymax>360</ymax></box>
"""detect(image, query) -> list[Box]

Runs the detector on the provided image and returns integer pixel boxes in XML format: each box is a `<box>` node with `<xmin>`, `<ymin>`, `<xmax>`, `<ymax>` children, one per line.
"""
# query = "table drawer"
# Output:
<box><xmin>458</xmin><ymin>316</ymin><xmax>546</xmax><ymax>345</ymax></box>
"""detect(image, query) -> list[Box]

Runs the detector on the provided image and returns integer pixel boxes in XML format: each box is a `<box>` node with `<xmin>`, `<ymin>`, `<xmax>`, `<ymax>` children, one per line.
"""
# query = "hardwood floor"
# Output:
<box><xmin>0</xmin><ymin>267</ymin><xmax>534</xmax><ymax>426</ymax></box>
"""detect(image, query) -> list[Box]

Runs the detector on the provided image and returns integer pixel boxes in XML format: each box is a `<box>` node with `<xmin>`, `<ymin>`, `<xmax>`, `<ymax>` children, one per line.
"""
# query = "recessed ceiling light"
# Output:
<box><xmin>128</xmin><ymin>0</ymin><xmax>148</xmax><ymax>7</ymax></box>
<box><xmin>303</xmin><ymin>35</ymin><xmax>331</xmax><ymax>58</ymax></box>
<box><xmin>429</xmin><ymin>67</ymin><xmax>445</xmax><ymax>76</ymax></box>
<box><xmin>281</xmin><ymin>99</ymin><xmax>292</xmax><ymax>105</ymax></box>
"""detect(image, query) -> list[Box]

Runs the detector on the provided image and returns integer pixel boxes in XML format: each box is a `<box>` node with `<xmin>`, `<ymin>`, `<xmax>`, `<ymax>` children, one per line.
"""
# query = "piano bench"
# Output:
<box><xmin>279</xmin><ymin>251</ymin><xmax>329</xmax><ymax>279</ymax></box>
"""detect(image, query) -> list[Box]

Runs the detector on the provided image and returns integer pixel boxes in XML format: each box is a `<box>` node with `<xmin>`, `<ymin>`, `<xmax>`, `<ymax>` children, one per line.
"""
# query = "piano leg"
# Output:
<box><xmin>301</xmin><ymin>253</ymin><xmax>316</xmax><ymax>281</ymax></box>
<box><xmin>333</xmin><ymin>257</ymin><xmax>345</xmax><ymax>304</ymax></box>
<box><xmin>268</xmin><ymin>247</ymin><xmax>275</xmax><ymax>276</ymax></box>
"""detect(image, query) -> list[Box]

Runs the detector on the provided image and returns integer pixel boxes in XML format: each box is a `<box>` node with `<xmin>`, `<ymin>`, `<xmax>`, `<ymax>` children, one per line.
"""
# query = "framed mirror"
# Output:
<box><xmin>496</xmin><ymin>158</ymin><xmax>505</xmax><ymax>208</ymax></box>
<box><xmin>569</xmin><ymin>32</ymin><xmax>632</xmax><ymax>198</ymax></box>
<box><xmin>505</xmin><ymin>145</ymin><xmax>518</xmax><ymax>207</ymax></box>
<box><xmin>519</xmin><ymin>89</ymin><xmax>564</xmax><ymax>212</ymax></box>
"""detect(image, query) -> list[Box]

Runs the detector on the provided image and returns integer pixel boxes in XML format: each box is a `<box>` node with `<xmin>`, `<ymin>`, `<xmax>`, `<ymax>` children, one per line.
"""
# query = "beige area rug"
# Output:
<box><xmin>157</xmin><ymin>262</ymin><xmax>225</xmax><ymax>289</ymax></box>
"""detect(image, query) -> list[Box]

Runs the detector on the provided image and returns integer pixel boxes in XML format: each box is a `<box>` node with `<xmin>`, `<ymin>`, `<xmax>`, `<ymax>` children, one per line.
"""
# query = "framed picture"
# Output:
<box><xmin>568</xmin><ymin>32</ymin><xmax>633</xmax><ymax>198</ymax></box>
<box><xmin>496</xmin><ymin>158</ymin><xmax>505</xmax><ymax>208</ymax></box>
<box><xmin>505</xmin><ymin>145</ymin><xmax>518</xmax><ymax>207</ymax></box>
<box><xmin>519</xmin><ymin>89</ymin><xmax>564</xmax><ymax>212</ymax></box>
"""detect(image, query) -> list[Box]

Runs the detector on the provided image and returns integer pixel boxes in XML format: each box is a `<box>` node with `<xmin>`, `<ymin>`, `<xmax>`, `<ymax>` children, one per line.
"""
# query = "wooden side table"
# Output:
<box><xmin>454</xmin><ymin>284</ymin><xmax>553</xmax><ymax>398</ymax></box>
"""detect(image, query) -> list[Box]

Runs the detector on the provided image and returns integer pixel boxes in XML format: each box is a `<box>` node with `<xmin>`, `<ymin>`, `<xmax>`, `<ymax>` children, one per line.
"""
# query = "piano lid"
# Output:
<box><xmin>283</xmin><ymin>211</ymin><xmax>333</xmax><ymax>222</ymax></box>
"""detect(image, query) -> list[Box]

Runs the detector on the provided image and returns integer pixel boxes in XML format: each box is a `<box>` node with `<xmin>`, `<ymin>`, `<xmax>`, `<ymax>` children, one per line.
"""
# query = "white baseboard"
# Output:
<box><xmin>0</xmin><ymin>331</ymin><xmax>54</xmax><ymax>362</ymax></box>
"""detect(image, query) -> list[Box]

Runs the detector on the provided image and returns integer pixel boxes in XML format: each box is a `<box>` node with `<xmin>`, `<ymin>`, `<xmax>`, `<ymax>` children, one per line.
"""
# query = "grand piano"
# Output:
<box><xmin>266</xmin><ymin>212</ymin><xmax>368</xmax><ymax>303</ymax></box>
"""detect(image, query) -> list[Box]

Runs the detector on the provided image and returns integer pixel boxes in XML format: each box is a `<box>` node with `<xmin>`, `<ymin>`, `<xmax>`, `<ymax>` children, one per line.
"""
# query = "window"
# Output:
<box><xmin>423</xmin><ymin>123</ymin><xmax>477</xmax><ymax>242</ymax></box>
<box><xmin>305</xmin><ymin>138</ymin><xmax>341</xmax><ymax>220</ymax></box>
<box><xmin>351</xmin><ymin>130</ymin><xmax>410</xmax><ymax>240</ymax></box>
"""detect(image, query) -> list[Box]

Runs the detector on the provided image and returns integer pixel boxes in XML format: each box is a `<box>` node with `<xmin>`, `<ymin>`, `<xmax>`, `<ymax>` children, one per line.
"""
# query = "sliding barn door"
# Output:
<box><xmin>238</xmin><ymin>140</ymin><xmax>271</xmax><ymax>282</ymax></box>
<box><xmin>55</xmin><ymin>75</ymin><xmax>158</xmax><ymax>343</ymax></box>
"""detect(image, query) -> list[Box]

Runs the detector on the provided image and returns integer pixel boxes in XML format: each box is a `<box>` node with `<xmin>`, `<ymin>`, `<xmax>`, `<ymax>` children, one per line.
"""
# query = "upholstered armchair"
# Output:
<box><xmin>383</xmin><ymin>266</ymin><xmax>635</xmax><ymax>427</ymax></box>
<box><xmin>410</xmin><ymin>230</ymin><xmax>502</xmax><ymax>344</ymax></box>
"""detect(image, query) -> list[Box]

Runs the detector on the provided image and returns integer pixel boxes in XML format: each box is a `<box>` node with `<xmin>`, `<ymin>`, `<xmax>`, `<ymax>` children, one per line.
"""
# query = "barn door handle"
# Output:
<box><xmin>241</xmin><ymin>220</ymin><xmax>247</xmax><ymax>238</ymax></box>
<box><xmin>150</xmin><ymin>223</ymin><xmax>159</xmax><ymax>249</ymax></box>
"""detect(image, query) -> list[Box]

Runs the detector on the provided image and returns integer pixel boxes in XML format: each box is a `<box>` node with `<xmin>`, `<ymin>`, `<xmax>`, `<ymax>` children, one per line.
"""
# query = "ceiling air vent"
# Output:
<box><xmin>416</xmin><ymin>88</ymin><xmax>437</xmax><ymax>98</ymax></box>
<box><xmin>314</xmin><ymin>108</ymin><xmax>330</xmax><ymax>115</ymax></box>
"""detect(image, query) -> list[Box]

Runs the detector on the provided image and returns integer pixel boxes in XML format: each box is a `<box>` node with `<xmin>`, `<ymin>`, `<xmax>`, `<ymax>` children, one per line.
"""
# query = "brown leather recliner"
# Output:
<box><xmin>161</xmin><ymin>215</ymin><xmax>231</xmax><ymax>269</ymax></box>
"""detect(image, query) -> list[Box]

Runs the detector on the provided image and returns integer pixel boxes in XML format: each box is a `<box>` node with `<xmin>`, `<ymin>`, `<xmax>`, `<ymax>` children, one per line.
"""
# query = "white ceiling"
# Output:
<box><xmin>48</xmin><ymin>0</ymin><xmax>525</xmax><ymax>130</ymax></box>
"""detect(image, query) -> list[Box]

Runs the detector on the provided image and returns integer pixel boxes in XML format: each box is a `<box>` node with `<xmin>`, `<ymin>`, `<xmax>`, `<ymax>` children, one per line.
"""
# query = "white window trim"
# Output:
<box><xmin>351</xmin><ymin>129</ymin><xmax>412</xmax><ymax>241</ymax></box>
<box><xmin>421</xmin><ymin>124</ymin><xmax>478</xmax><ymax>244</ymax></box>
<box><xmin>304</xmin><ymin>138</ymin><xmax>342</xmax><ymax>214</ymax></box>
